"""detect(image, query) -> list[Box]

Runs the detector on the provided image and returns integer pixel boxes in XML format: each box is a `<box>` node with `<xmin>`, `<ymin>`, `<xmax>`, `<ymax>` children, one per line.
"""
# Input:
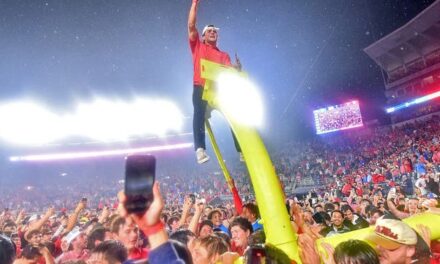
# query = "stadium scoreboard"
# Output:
<box><xmin>313</xmin><ymin>101</ymin><xmax>363</xmax><ymax>135</ymax></box>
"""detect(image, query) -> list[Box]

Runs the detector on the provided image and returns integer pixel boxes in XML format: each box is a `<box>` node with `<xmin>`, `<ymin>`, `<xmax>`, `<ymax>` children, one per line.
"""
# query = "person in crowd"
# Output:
<box><xmin>25</xmin><ymin>230</ymin><xmax>43</xmax><ymax>248</ymax></box>
<box><xmin>118</xmin><ymin>182</ymin><xmax>191</xmax><ymax>264</ymax></box>
<box><xmin>314</xmin><ymin>204</ymin><xmax>324</xmax><ymax>213</ymax></box>
<box><xmin>197</xmin><ymin>220</ymin><xmax>214</xmax><ymax>239</ymax></box>
<box><xmin>87</xmin><ymin>240</ymin><xmax>127</xmax><ymax>264</ymax></box>
<box><xmin>366</xmin><ymin>217</ymin><xmax>418</xmax><ymax>264</ymax></box>
<box><xmin>0</xmin><ymin>234</ymin><xmax>16</xmax><ymax>264</ymax></box>
<box><xmin>229</xmin><ymin>217</ymin><xmax>253</xmax><ymax>256</ymax></box>
<box><xmin>340</xmin><ymin>205</ymin><xmax>369</xmax><ymax>230</ymax></box>
<box><xmin>241</xmin><ymin>203</ymin><xmax>263</xmax><ymax>232</ymax></box>
<box><xmin>169</xmin><ymin>229</ymin><xmax>196</xmax><ymax>251</ymax></box>
<box><xmin>110</xmin><ymin>216</ymin><xmax>147</xmax><ymax>261</ymax></box>
<box><xmin>17</xmin><ymin>245</ymin><xmax>55</xmax><ymax>264</ymax></box>
<box><xmin>2</xmin><ymin>221</ymin><xmax>17</xmax><ymax>238</ymax></box>
<box><xmin>167</xmin><ymin>216</ymin><xmax>181</xmax><ymax>233</ymax></box>
<box><xmin>40</xmin><ymin>229</ymin><xmax>52</xmax><ymax>245</ymax></box>
<box><xmin>320</xmin><ymin>239</ymin><xmax>380</xmax><ymax>264</ymax></box>
<box><xmin>368</xmin><ymin>209</ymin><xmax>384</xmax><ymax>226</ymax></box>
<box><xmin>387</xmin><ymin>194</ymin><xmax>420</xmax><ymax>219</ymax></box>
<box><xmin>321</xmin><ymin>210</ymin><xmax>352</xmax><ymax>237</ymax></box>
<box><xmin>207</xmin><ymin>210</ymin><xmax>229</xmax><ymax>234</ymax></box>
<box><xmin>333</xmin><ymin>240</ymin><xmax>380</xmax><ymax>264</ymax></box>
<box><xmin>302</xmin><ymin>210</ymin><xmax>315</xmax><ymax>226</ymax></box>
<box><xmin>57</xmin><ymin>229</ymin><xmax>89</xmax><ymax>263</ymax></box>
<box><xmin>191</xmin><ymin>235</ymin><xmax>229</xmax><ymax>264</ymax></box>
<box><xmin>86</xmin><ymin>227</ymin><xmax>111</xmax><ymax>250</ymax></box>
<box><xmin>168</xmin><ymin>239</ymin><xmax>194</xmax><ymax>264</ymax></box>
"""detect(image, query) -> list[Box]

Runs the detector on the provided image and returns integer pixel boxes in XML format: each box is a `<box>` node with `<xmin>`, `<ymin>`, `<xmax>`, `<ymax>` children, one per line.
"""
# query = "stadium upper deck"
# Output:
<box><xmin>364</xmin><ymin>0</ymin><xmax>440</xmax><ymax>123</ymax></box>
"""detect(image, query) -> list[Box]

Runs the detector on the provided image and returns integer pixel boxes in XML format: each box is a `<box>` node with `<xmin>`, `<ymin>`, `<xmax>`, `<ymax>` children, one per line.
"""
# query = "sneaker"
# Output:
<box><xmin>239</xmin><ymin>152</ymin><xmax>245</xmax><ymax>162</ymax></box>
<box><xmin>196</xmin><ymin>148</ymin><xmax>210</xmax><ymax>164</ymax></box>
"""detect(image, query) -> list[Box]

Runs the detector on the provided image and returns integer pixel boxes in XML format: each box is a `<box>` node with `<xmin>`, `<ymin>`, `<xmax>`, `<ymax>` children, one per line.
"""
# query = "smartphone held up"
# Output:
<box><xmin>124</xmin><ymin>154</ymin><xmax>156</xmax><ymax>215</ymax></box>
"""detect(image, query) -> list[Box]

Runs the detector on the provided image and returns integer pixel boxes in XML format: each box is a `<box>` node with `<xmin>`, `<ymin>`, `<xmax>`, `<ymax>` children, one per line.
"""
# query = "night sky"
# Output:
<box><xmin>0</xmin><ymin>0</ymin><xmax>436</xmax><ymax>150</ymax></box>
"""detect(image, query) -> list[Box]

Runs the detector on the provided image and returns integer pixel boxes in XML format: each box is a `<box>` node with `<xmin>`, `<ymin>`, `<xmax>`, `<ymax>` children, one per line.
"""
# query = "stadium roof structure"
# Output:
<box><xmin>364</xmin><ymin>0</ymin><xmax>440</xmax><ymax>78</ymax></box>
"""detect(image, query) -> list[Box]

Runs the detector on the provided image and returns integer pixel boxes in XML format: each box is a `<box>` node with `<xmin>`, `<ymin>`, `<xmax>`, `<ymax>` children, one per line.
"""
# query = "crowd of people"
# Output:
<box><xmin>1</xmin><ymin>114</ymin><xmax>440</xmax><ymax>263</ymax></box>
<box><xmin>314</xmin><ymin>102</ymin><xmax>363</xmax><ymax>134</ymax></box>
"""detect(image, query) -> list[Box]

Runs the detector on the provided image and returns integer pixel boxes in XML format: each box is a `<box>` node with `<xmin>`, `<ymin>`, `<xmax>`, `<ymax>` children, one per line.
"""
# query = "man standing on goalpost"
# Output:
<box><xmin>188</xmin><ymin>0</ymin><xmax>242</xmax><ymax>164</ymax></box>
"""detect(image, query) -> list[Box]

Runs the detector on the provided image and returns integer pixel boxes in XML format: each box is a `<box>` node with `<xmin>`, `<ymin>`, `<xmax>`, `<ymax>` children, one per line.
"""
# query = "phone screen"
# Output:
<box><xmin>189</xmin><ymin>194</ymin><xmax>196</xmax><ymax>204</ymax></box>
<box><xmin>124</xmin><ymin>155</ymin><xmax>156</xmax><ymax>214</ymax></box>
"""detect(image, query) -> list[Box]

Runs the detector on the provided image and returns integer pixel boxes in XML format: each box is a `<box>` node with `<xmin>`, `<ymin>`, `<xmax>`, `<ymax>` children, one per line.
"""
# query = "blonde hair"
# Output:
<box><xmin>196</xmin><ymin>234</ymin><xmax>229</xmax><ymax>260</ymax></box>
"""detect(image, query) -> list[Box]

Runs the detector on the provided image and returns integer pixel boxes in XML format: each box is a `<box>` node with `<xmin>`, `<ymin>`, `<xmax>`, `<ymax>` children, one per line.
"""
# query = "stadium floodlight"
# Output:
<box><xmin>216</xmin><ymin>72</ymin><xmax>264</xmax><ymax>127</ymax></box>
<box><xmin>0</xmin><ymin>97</ymin><xmax>184</xmax><ymax>146</ymax></box>
<box><xmin>69</xmin><ymin>97</ymin><xmax>184</xmax><ymax>141</ymax></box>
<box><xmin>0</xmin><ymin>101</ymin><xmax>65</xmax><ymax>145</ymax></box>
<box><xmin>386</xmin><ymin>90</ymin><xmax>440</xmax><ymax>114</ymax></box>
<box><xmin>9</xmin><ymin>142</ymin><xmax>193</xmax><ymax>162</ymax></box>
<box><xmin>386</xmin><ymin>107</ymin><xmax>395</xmax><ymax>113</ymax></box>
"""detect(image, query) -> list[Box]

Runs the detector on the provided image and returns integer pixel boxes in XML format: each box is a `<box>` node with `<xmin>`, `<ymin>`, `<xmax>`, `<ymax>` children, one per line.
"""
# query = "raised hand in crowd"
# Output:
<box><xmin>178</xmin><ymin>196</ymin><xmax>193</xmax><ymax>228</ymax></box>
<box><xmin>118</xmin><ymin>182</ymin><xmax>166</xmax><ymax>248</ymax></box>
<box><xmin>189</xmin><ymin>199</ymin><xmax>205</xmax><ymax>235</ymax></box>
<box><xmin>98</xmin><ymin>205</ymin><xmax>110</xmax><ymax>224</ymax></box>
<box><xmin>25</xmin><ymin>206</ymin><xmax>55</xmax><ymax>238</ymax></box>
<box><xmin>15</xmin><ymin>209</ymin><xmax>26</xmax><ymax>226</ymax></box>
<box><xmin>63</xmin><ymin>199</ymin><xmax>87</xmax><ymax>235</ymax></box>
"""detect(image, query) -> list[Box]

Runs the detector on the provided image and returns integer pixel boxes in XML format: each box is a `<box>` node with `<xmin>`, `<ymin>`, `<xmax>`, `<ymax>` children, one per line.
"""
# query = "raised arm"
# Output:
<box><xmin>25</xmin><ymin>207</ymin><xmax>55</xmax><ymax>239</ymax></box>
<box><xmin>189</xmin><ymin>202</ymin><xmax>204</xmax><ymax>235</ymax></box>
<box><xmin>63</xmin><ymin>200</ymin><xmax>86</xmax><ymax>235</ymax></box>
<box><xmin>386</xmin><ymin>190</ymin><xmax>409</xmax><ymax>220</ymax></box>
<box><xmin>386</xmin><ymin>198</ymin><xmax>408</xmax><ymax>219</ymax></box>
<box><xmin>188</xmin><ymin>0</ymin><xmax>199</xmax><ymax>41</ymax></box>
<box><xmin>178</xmin><ymin>197</ymin><xmax>193</xmax><ymax>228</ymax></box>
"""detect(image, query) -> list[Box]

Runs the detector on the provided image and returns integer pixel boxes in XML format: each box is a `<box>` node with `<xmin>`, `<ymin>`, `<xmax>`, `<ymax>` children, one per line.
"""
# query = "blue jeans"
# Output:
<box><xmin>192</xmin><ymin>85</ymin><xmax>241</xmax><ymax>152</ymax></box>
<box><xmin>193</xmin><ymin>85</ymin><xmax>207</xmax><ymax>150</ymax></box>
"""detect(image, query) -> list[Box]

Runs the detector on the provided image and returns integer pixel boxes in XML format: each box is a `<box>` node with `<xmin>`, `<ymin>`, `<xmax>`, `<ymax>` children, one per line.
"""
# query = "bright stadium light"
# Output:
<box><xmin>386</xmin><ymin>90</ymin><xmax>440</xmax><ymax>114</ymax></box>
<box><xmin>216</xmin><ymin>72</ymin><xmax>264</xmax><ymax>127</ymax></box>
<box><xmin>70</xmin><ymin>98</ymin><xmax>184</xmax><ymax>141</ymax></box>
<box><xmin>0</xmin><ymin>97</ymin><xmax>185</xmax><ymax>146</ymax></box>
<box><xmin>9</xmin><ymin>142</ymin><xmax>193</xmax><ymax>162</ymax></box>
<box><xmin>0</xmin><ymin>101</ymin><xmax>65</xmax><ymax>145</ymax></box>
<box><xmin>386</xmin><ymin>107</ymin><xmax>395</xmax><ymax>113</ymax></box>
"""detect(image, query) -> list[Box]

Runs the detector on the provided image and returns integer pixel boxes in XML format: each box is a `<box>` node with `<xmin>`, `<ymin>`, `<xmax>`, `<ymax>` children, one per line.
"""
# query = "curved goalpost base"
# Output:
<box><xmin>201</xmin><ymin>59</ymin><xmax>300</xmax><ymax>263</ymax></box>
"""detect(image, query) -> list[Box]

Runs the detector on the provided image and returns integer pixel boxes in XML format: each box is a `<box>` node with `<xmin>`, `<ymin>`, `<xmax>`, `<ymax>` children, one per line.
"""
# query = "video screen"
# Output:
<box><xmin>313</xmin><ymin>101</ymin><xmax>363</xmax><ymax>134</ymax></box>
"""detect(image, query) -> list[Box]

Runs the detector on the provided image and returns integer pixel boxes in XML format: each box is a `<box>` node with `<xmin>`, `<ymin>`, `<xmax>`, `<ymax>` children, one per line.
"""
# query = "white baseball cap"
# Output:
<box><xmin>64</xmin><ymin>226</ymin><xmax>82</xmax><ymax>245</ymax></box>
<box><xmin>365</xmin><ymin>217</ymin><xmax>417</xmax><ymax>250</ymax></box>
<box><xmin>202</xmin><ymin>25</ymin><xmax>219</xmax><ymax>36</ymax></box>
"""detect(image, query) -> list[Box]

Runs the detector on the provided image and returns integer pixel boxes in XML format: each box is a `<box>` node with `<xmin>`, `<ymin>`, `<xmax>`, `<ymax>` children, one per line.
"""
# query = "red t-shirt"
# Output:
<box><xmin>403</xmin><ymin>160</ymin><xmax>412</xmax><ymax>173</ymax></box>
<box><xmin>190</xmin><ymin>32</ymin><xmax>232</xmax><ymax>86</ymax></box>
<box><xmin>372</xmin><ymin>174</ymin><xmax>385</xmax><ymax>184</ymax></box>
<box><xmin>128</xmin><ymin>247</ymin><xmax>148</xmax><ymax>261</ymax></box>
<box><xmin>342</xmin><ymin>184</ymin><xmax>352</xmax><ymax>195</ymax></box>
<box><xmin>433</xmin><ymin>151</ymin><xmax>440</xmax><ymax>164</ymax></box>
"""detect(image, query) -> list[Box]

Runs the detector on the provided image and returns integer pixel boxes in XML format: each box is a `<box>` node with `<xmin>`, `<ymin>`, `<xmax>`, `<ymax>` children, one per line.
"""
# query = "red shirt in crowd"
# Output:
<box><xmin>403</xmin><ymin>159</ymin><xmax>412</xmax><ymax>173</ymax></box>
<box><xmin>128</xmin><ymin>247</ymin><xmax>148</xmax><ymax>261</ymax></box>
<box><xmin>372</xmin><ymin>174</ymin><xmax>385</xmax><ymax>184</ymax></box>
<box><xmin>433</xmin><ymin>151</ymin><xmax>440</xmax><ymax>164</ymax></box>
<box><xmin>355</xmin><ymin>187</ymin><xmax>363</xmax><ymax>196</ymax></box>
<box><xmin>342</xmin><ymin>183</ymin><xmax>352</xmax><ymax>196</ymax></box>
